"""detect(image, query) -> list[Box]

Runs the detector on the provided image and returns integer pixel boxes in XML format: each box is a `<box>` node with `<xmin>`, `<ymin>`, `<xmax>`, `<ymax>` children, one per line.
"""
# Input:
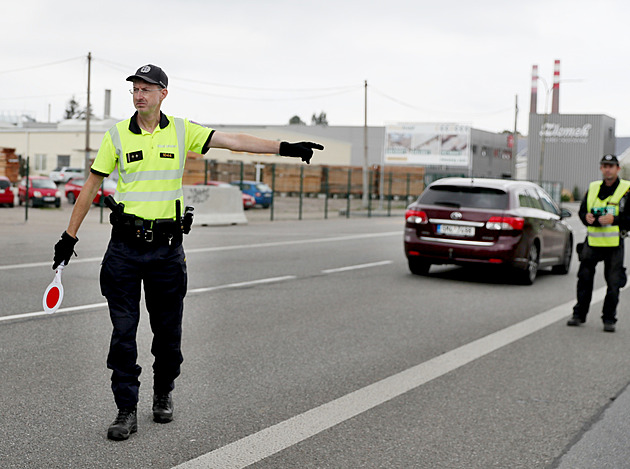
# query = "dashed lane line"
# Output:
<box><xmin>1</xmin><ymin>260</ymin><xmax>393</xmax><ymax>322</ymax></box>
<box><xmin>0</xmin><ymin>232</ymin><xmax>400</xmax><ymax>271</ymax></box>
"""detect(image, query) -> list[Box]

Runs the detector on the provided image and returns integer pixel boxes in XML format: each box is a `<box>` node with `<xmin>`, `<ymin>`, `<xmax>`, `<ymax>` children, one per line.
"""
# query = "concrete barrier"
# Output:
<box><xmin>183</xmin><ymin>185</ymin><xmax>247</xmax><ymax>226</ymax></box>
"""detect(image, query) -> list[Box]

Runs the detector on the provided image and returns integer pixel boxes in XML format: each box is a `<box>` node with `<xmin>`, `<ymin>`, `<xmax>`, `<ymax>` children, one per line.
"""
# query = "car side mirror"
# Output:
<box><xmin>560</xmin><ymin>208</ymin><xmax>572</xmax><ymax>219</ymax></box>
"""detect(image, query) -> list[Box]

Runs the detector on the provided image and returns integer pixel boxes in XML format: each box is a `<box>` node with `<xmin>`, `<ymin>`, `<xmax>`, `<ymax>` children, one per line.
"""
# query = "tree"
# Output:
<box><xmin>311</xmin><ymin>112</ymin><xmax>328</xmax><ymax>126</ymax></box>
<box><xmin>64</xmin><ymin>96</ymin><xmax>94</xmax><ymax>120</ymax></box>
<box><xmin>64</xmin><ymin>96</ymin><xmax>81</xmax><ymax>119</ymax></box>
<box><xmin>289</xmin><ymin>115</ymin><xmax>305</xmax><ymax>125</ymax></box>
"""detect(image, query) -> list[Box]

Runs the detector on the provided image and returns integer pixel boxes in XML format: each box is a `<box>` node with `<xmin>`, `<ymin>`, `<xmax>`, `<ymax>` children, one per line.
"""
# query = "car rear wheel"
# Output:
<box><xmin>67</xmin><ymin>192</ymin><xmax>76</xmax><ymax>204</ymax></box>
<box><xmin>408</xmin><ymin>257</ymin><xmax>431</xmax><ymax>276</ymax></box>
<box><xmin>517</xmin><ymin>244</ymin><xmax>539</xmax><ymax>285</ymax></box>
<box><xmin>552</xmin><ymin>238</ymin><xmax>572</xmax><ymax>275</ymax></box>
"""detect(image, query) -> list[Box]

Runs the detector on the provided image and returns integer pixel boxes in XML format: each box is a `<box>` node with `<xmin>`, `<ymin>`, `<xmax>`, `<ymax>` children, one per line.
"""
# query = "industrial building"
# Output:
<box><xmin>0</xmin><ymin>119</ymin><xmax>514</xmax><ymax>184</ymax></box>
<box><xmin>525</xmin><ymin>60</ymin><xmax>623</xmax><ymax>197</ymax></box>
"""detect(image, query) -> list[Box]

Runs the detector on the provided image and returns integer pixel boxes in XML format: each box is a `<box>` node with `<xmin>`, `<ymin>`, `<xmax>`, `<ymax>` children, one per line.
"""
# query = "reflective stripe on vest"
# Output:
<box><xmin>110</xmin><ymin>117</ymin><xmax>186</xmax><ymax>218</ymax></box>
<box><xmin>587</xmin><ymin>179</ymin><xmax>630</xmax><ymax>247</ymax></box>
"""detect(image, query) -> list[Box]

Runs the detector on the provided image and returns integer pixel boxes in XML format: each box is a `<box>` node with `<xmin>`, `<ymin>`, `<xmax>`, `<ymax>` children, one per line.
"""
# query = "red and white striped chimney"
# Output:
<box><xmin>551</xmin><ymin>59</ymin><xmax>560</xmax><ymax>114</ymax></box>
<box><xmin>530</xmin><ymin>65</ymin><xmax>538</xmax><ymax>114</ymax></box>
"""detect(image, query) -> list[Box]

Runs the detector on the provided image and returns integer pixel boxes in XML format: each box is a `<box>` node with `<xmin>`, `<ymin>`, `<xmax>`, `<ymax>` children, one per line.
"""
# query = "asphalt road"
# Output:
<box><xmin>1</xmin><ymin>202</ymin><xmax>630</xmax><ymax>468</ymax></box>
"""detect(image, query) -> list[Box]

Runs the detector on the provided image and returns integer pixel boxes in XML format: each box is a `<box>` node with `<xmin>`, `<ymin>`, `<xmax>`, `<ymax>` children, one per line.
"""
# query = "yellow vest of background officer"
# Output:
<box><xmin>586</xmin><ymin>179</ymin><xmax>630</xmax><ymax>247</ymax></box>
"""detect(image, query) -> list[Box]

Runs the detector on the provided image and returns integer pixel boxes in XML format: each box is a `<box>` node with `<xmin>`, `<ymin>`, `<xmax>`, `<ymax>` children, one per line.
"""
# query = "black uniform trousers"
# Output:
<box><xmin>573</xmin><ymin>242</ymin><xmax>625</xmax><ymax>324</ymax></box>
<box><xmin>100</xmin><ymin>234</ymin><xmax>187</xmax><ymax>410</ymax></box>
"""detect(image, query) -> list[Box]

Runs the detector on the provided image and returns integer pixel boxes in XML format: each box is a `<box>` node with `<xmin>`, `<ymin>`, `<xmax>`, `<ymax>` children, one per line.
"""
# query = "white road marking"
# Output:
<box><xmin>0</xmin><ymin>232</ymin><xmax>400</xmax><ymax>271</ymax></box>
<box><xmin>188</xmin><ymin>276</ymin><xmax>297</xmax><ymax>294</ymax></box>
<box><xmin>0</xmin><ymin>302</ymin><xmax>108</xmax><ymax>322</ymax></box>
<box><xmin>186</xmin><ymin>232</ymin><xmax>400</xmax><ymax>255</ymax></box>
<box><xmin>173</xmin><ymin>287</ymin><xmax>607</xmax><ymax>469</ymax></box>
<box><xmin>0</xmin><ymin>257</ymin><xmax>102</xmax><ymax>271</ymax></box>
<box><xmin>321</xmin><ymin>260</ymin><xmax>393</xmax><ymax>274</ymax></box>
<box><xmin>2</xmin><ymin>260</ymin><xmax>392</xmax><ymax>322</ymax></box>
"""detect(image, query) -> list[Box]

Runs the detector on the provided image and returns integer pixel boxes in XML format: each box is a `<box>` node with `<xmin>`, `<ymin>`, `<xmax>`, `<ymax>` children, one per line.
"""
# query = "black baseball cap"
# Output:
<box><xmin>600</xmin><ymin>154</ymin><xmax>619</xmax><ymax>166</ymax></box>
<box><xmin>126</xmin><ymin>64</ymin><xmax>168</xmax><ymax>88</ymax></box>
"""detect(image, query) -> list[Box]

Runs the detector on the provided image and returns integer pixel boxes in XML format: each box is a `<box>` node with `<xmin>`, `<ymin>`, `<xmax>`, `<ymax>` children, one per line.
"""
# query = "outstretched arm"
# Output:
<box><xmin>209</xmin><ymin>131</ymin><xmax>280</xmax><ymax>154</ymax></box>
<box><xmin>209</xmin><ymin>131</ymin><xmax>324</xmax><ymax>164</ymax></box>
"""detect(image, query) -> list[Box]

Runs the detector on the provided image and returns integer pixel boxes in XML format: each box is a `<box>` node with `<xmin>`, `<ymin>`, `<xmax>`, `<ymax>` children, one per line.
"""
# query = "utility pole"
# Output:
<box><xmin>84</xmin><ymin>52</ymin><xmax>92</xmax><ymax>178</ymax></box>
<box><xmin>512</xmin><ymin>94</ymin><xmax>518</xmax><ymax>179</ymax></box>
<box><xmin>362</xmin><ymin>80</ymin><xmax>368</xmax><ymax>208</ymax></box>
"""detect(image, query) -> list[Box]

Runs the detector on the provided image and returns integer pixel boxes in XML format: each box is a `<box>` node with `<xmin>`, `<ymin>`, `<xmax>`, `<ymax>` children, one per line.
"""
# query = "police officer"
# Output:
<box><xmin>52</xmin><ymin>64</ymin><xmax>324</xmax><ymax>441</ymax></box>
<box><xmin>567</xmin><ymin>154</ymin><xmax>630</xmax><ymax>332</ymax></box>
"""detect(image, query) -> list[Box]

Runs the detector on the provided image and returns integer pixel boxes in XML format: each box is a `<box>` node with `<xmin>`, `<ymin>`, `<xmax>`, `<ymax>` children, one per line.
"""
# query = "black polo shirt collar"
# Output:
<box><xmin>128</xmin><ymin>111</ymin><xmax>170</xmax><ymax>134</ymax></box>
<box><xmin>598</xmin><ymin>177</ymin><xmax>620</xmax><ymax>200</ymax></box>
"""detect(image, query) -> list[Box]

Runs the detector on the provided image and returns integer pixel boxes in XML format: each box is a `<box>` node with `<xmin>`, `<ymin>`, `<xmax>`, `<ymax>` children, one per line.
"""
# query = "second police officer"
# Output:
<box><xmin>567</xmin><ymin>154</ymin><xmax>630</xmax><ymax>332</ymax></box>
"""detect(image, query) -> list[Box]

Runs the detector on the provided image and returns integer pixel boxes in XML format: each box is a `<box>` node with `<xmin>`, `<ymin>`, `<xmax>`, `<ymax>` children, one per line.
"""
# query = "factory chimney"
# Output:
<box><xmin>530</xmin><ymin>65</ymin><xmax>538</xmax><ymax>114</ymax></box>
<box><xmin>551</xmin><ymin>60</ymin><xmax>560</xmax><ymax>114</ymax></box>
<box><xmin>104</xmin><ymin>89</ymin><xmax>111</xmax><ymax>119</ymax></box>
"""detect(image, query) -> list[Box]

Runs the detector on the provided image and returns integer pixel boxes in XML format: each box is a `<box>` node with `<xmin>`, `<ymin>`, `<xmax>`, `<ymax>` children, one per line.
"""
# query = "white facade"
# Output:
<box><xmin>0</xmin><ymin>119</ymin><xmax>352</xmax><ymax>177</ymax></box>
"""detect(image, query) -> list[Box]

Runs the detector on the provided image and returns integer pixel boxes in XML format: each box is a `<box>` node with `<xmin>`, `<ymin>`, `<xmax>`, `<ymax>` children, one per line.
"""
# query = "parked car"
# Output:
<box><xmin>49</xmin><ymin>166</ymin><xmax>84</xmax><ymax>184</ymax></box>
<box><xmin>65</xmin><ymin>177</ymin><xmax>117</xmax><ymax>205</ymax></box>
<box><xmin>18</xmin><ymin>176</ymin><xmax>61</xmax><ymax>207</ymax></box>
<box><xmin>195</xmin><ymin>180</ymin><xmax>256</xmax><ymax>210</ymax></box>
<box><xmin>0</xmin><ymin>176</ymin><xmax>14</xmax><ymax>207</ymax></box>
<box><xmin>230</xmin><ymin>180</ymin><xmax>273</xmax><ymax>208</ymax></box>
<box><xmin>64</xmin><ymin>178</ymin><xmax>84</xmax><ymax>204</ymax></box>
<box><xmin>404</xmin><ymin>177</ymin><xmax>573</xmax><ymax>285</ymax></box>
<box><xmin>93</xmin><ymin>178</ymin><xmax>117</xmax><ymax>205</ymax></box>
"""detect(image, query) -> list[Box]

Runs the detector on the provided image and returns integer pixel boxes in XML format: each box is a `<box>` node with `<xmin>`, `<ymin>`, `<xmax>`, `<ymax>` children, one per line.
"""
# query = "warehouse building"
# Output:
<box><xmin>0</xmin><ymin>119</ymin><xmax>514</xmax><ymax>182</ymax></box>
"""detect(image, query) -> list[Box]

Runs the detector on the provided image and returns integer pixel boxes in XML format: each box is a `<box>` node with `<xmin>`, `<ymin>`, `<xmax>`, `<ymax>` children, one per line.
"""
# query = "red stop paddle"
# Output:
<box><xmin>43</xmin><ymin>261</ymin><xmax>65</xmax><ymax>313</ymax></box>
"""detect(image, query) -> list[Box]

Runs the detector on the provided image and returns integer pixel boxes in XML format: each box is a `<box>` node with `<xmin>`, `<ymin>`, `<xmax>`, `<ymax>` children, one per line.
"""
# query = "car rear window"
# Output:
<box><xmin>32</xmin><ymin>179</ymin><xmax>57</xmax><ymax>189</ymax></box>
<box><xmin>419</xmin><ymin>185</ymin><xmax>508</xmax><ymax>210</ymax></box>
<box><xmin>0</xmin><ymin>180</ymin><xmax>9</xmax><ymax>189</ymax></box>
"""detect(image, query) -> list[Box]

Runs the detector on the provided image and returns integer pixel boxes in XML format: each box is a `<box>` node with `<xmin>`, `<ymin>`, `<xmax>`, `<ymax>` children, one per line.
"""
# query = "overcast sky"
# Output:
<box><xmin>3</xmin><ymin>0</ymin><xmax>630</xmax><ymax>136</ymax></box>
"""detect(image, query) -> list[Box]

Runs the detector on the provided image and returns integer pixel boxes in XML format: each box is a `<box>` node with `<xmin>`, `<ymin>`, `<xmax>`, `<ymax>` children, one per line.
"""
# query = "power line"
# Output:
<box><xmin>0</xmin><ymin>56</ymin><xmax>84</xmax><ymax>75</ymax></box>
<box><xmin>176</xmin><ymin>85</ymin><xmax>361</xmax><ymax>101</ymax></box>
<box><xmin>371</xmin><ymin>86</ymin><xmax>512</xmax><ymax>116</ymax></box>
<box><xmin>96</xmin><ymin>57</ymin><xmax>359</xmax><ymax>93</ymax></box>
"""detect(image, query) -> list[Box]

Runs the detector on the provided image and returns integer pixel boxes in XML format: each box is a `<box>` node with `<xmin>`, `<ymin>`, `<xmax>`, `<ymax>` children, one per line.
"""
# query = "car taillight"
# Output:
<box><xmin>405</xmin><ymin>209</ymin><xmax>428</xmax><ymax>224</ymax></box>
<box><xmin>486</xmin><ymin>216</ymin><xmax>524</xmax><ymax>231</ymax></box>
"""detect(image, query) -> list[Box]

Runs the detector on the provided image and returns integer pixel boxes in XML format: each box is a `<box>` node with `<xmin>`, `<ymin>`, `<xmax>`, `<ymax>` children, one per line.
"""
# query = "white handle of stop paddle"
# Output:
<box><xmin>43</xmin><ymin>261</ymin><xmax>65</xmax><ymax>314</ymax></box>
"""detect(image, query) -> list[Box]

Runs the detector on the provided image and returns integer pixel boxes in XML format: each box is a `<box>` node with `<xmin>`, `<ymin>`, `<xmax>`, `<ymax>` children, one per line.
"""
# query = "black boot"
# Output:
<box><xmin>153</xmin><ymin>393</ymin><xmax>173</xmax><ymax>423</ymax></box>
<box><xmin>107</xmin><ymin>407</ymin><xmax>137</xmax><ymax>441</ymax></box>
<box><xmin>567</xmin><ymin>315</ymin><xmax>585</xmax><ymax>326</ymax></box>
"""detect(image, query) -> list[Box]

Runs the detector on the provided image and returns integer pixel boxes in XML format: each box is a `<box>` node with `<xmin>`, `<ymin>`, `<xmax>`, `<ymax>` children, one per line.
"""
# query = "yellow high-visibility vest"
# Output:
<box><xmin>587</xmin><ymin>179</ymin><xmax>630</xmax><ymax>247</ymax></box>
<box><xmin>92</xmin><ymin>113</ymin><xmax>213</xmax><ymax>220</ymax></box>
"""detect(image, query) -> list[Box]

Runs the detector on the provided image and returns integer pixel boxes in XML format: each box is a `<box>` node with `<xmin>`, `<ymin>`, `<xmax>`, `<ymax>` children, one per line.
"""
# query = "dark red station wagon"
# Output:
<box><xmin>404</xmin><ymin>178</ymin><xmax>573</xmax><ymax>285</ymax></box>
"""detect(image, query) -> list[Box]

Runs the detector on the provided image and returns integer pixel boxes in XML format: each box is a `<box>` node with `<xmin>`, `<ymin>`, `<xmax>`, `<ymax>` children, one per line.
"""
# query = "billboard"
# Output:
<box><xmin>384</xmin><ymin>123</ymin><xmax>471</xmax><ymax>167</ymax></box>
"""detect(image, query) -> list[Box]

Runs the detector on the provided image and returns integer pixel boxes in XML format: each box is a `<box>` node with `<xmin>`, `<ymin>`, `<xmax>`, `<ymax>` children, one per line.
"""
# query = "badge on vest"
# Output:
<box><xmin>160</xmin><ymin>152</ymin><xmax>175</xmax><ymax>159</ymax></box>
<box><xmin>126</xmin><ymin>151</ymin><xmax>143</xmax><ymax>163</ymax></box>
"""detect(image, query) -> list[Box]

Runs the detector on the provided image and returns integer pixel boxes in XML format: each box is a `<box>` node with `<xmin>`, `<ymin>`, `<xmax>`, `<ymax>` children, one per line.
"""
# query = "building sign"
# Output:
<box><xmin>385</xmin><ymin>123</ymin><xmax>471</xmax><ymax>166</ymax></box>
<box><xmin>539</xmin><ymin>123</ymin><xmax>592</xmax><ymax>144</ymax></box>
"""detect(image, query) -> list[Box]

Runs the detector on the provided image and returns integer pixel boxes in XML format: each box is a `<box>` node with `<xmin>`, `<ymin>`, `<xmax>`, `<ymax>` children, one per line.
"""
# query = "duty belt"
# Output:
<box><xmin>104</xmin><ymin>195</ymin><xmax>192</xmax><ymax>245</ymax></box>
<box><xmin>111</xmin><ymin>215</ymin><xmax>182</xmax><ymax>245</ymax></box>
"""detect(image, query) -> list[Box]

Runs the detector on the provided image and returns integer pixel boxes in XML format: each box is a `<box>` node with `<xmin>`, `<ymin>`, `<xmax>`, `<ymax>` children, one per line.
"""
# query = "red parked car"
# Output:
<box><xmin>65</xmin><ymin>177</ymin><xmax>116</xmax><ymax>205</ymax></box>
<box><xmin>18</xmin><ymin>176</ymin><xmax>61</xmax><ymax>208</ymax></box>
<box><xmin>404</xmin><ymin>177</ymin><xmax>573</xmax><ymax>285</ymax></box>
<box><xmin>0</xmin><ymin>176</ymin><xmax>14</xmax><ymax>207</ymax></box>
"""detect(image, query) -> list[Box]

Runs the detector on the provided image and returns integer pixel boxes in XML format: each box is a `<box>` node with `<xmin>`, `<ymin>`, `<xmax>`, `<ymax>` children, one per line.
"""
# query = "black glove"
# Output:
<box><xmin>53</xmin><ymin>231</ymin><xmax>78</xmax><ymax>269</ymax></box>
<box><xmin>279</xmin><ymin>141</ymin><xmax>324</xmax><ymax>164</ymax></box>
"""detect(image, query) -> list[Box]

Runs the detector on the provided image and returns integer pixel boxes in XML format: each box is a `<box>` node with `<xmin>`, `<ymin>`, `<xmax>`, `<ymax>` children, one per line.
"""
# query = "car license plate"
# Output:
<box><xmin>44</xmin><ymin>196</ymin><xmax>55</xmax><ymax>202</ymax></box>
<box><xmin>437</xmin><ymin>224</ymin><xmax>475</xmax><ymax>237</ymax></box>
